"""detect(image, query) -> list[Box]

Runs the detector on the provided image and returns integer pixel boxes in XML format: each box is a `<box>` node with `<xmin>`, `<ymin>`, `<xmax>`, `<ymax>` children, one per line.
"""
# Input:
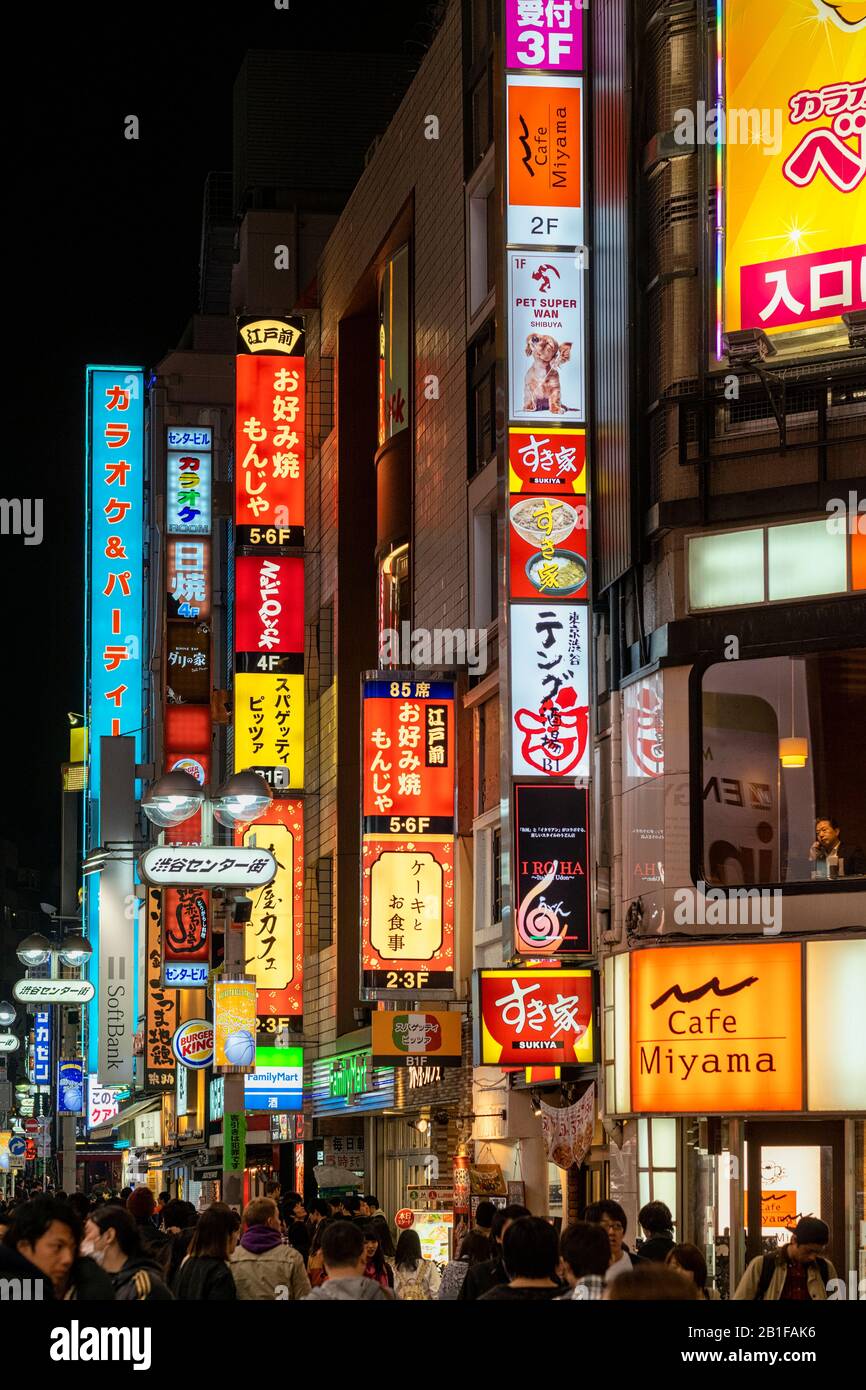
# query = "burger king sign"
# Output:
<box><xmin>172</xmin><ymin>1019</ymin><xmax>215</xmax><ymax>1070</ymax></box>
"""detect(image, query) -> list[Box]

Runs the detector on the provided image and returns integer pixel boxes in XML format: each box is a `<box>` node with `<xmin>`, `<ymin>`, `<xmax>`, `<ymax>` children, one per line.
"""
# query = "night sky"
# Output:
<box><xmin>3</xmin><ymin>0</ymin><xmax>435</xmax><ymax>893</ymax></box>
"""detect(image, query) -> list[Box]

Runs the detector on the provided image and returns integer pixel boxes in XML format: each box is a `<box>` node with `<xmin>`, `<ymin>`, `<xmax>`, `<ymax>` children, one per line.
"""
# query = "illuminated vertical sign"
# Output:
<box><xmin>502</xmin><ymin>11</ymin><xmax>592</xmax><ymax>966</ymax></box>
<box><xmin>84</xmin><ymin>365</ymin><xmax>145</xmax><ymax>1075</ymax></box>
<box><xmin>234</xmin><ymin>317</ymin><xmax>306</xmax><ymax>792</ymax></box>
<box><xmin>33</xmin><ymin>1011</ymin><xmax>51</xmax><ymax>1086</ymax></box>
<box><xmin>360</xmin><ymin>676</ymin><xmax>456</xmax><ymax>997</ymax></box>
<box><xmin>166</xmin><ymin>426</ymin><xmax>212</xmax><ymax>535</ymax></box>
<box><xmin>145</xmin><ymin>890</ymin><xmax>179</xmax><ymax>1087</ymax></box>
<box><xmin>237</xmin><ymin>798</ymin><xmax>304</xmax><ymax>1018</ymax></box>
<box><xmin>720</xmin><ymin>0</ymin><xmax>866</xmax><ymax>352</ymax></box>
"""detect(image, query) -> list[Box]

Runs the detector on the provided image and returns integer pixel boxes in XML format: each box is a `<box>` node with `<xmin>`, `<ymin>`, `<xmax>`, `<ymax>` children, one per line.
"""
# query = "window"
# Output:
<box><xmin>687</xmin><ymin>512</ymin><xmax>862</xmax><ymax>612</ymax></box>
<box><xmin>466</xmin><ymin>149</ymin><xmax>496</xmax><ymax>332</ymax></box>
<box><xmin>491</xmin><ymin>825</ymin><xmax>502</xmax><ymax>925</ymax></box>
<box><xmin>316</xmin><ymin>857</ymin><xmax>333</xmax><ymax>949</ymax></box>
<box><xmin>377</xmin><ymin>246</ymin><xmax>410</xmax><ymax>445</ymax></box>
<box><xmin>637</xmin><ymin>1118</ymin><xmax>678</xmax><ymax>1217</ymax></box>
<box><xmin>700</xmin><ymin>649</ymin><xmax>866</xmax><ymax>886</ymax></box>
<box><xmin>464</xmin><ymin>0</ymin><xmax>494</xmax><ymax>175</ymax></box>
<box><xmin>468</xmin><ymin>322</ymin><xmax>497</xmax><ymax>480</ymax></box>
<box><xmin>473</xmin><ymin>807</ymin><xmax>504</xmax><ymax>963</ymax></box>
<box><xmin>378</xmin><ymin>542</ymin><xmax>410</xmax><ymax>656</ymax></box>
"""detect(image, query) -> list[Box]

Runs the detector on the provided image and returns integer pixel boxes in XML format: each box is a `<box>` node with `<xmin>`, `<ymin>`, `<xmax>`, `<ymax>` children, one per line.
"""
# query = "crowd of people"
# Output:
<box><xmin>0</xmin><ymin>1183</ymin><xmax>838</xmax><ymax>1303</ymax></box>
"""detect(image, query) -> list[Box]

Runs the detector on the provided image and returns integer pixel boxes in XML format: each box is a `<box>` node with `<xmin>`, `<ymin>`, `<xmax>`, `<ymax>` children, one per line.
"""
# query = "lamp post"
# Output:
<box><xmin>15</xmin><ymin>924</ymin><xmax>92</xmax><ymax>1190</ymax></box>
<box><xmin>141</xmin><ymin>768</ymin><xmax>273</xmax><ymax>1211</ymax></box>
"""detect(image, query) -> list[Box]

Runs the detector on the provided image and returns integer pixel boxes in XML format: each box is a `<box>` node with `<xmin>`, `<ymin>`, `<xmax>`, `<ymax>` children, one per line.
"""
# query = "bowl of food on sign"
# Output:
<box><xmin>510</xmin><ymin>497</ymin><xmax>577</xmax><ymax>549</ymax></box>
<box><xmin>525</xmin><ymin>548</ymin><xmax>587</xmax><ymax>596</ymax></box>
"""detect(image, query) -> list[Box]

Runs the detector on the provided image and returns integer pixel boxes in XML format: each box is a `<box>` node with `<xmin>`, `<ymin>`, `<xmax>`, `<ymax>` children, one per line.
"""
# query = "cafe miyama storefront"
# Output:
<box><xmin>602</xmin><ymin>938</ymin><xmax>866</xmax><ymax>1299</ymax></box>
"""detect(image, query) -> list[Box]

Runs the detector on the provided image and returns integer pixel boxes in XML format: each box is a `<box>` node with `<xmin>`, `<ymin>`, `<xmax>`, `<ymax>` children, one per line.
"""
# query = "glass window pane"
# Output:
<box><xmin>652</xmin><ymin>1169</ymin><xmax>677</xmax><ymax>1216</ymax></box>
<box><xmin>637</xmin><ymin>1117</ymin><xmax>648</xmax><ymax>1164</ymax></box>
<box><xmin>639</xmin><ymin>1170</ymin><xmax>651</xmax><ymax>1210</ymax></box>
<box><xmin>768</xmin><ymin>519</ymin><xmax>847</xmax><ymax>601</ymax></box>
<box><xmin>689</xmin><ymin>529</ymin><xmax>764</xmax><ymax>610</ymax></box>
<box><xmin>651</xmin><ymin>1117</ymin><xmax>678</xmax><ymax>1170</ymax></box>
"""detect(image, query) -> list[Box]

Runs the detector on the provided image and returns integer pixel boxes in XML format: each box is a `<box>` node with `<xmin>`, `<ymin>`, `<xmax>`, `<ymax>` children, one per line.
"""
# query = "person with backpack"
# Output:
<box><xmin>732</xmin><ymin>1217</ymin><xmax>838</xmax><ymax>1301</ymax></box>
<box><xmin>392</xmin><ymin>1229</ymin><xmax>440</xmax><ymax>1300</ymax></box>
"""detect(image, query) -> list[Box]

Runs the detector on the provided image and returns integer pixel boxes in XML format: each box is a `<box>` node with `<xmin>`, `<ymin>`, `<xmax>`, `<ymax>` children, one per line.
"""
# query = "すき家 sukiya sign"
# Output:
<box><xmin>513</xmin><ymin>782</ymin><xmax>591</xmax><ymax>956</ymax></box>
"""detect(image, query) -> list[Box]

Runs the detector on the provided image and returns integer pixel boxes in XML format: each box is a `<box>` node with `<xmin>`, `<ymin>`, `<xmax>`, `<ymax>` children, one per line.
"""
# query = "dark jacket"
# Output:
<box><xmin>173</xmin><ymin>1255</ymin><xmax>237</xmax><ymax>1301</ymax></box>
<box><xmin>635</xmin><ymin>1233</ymin><xmax>675</xmax><ymax>1264</ymax></box>
<box><xmin>458</xmin><ymin>1254</ymin><xmax>508</xmax><ymax>1301</ymax></box>
<box><xmin>0</xmin><ymin>1244</ymin><xmax>54</xmax><ymax>1297</ymax></box>
<box><xmin>479</xmin><ymin>1284</ymin><xmax>563</xmax><ymax>1300</ymax></box>
<box><xmin>112</xmin><ymin>1255</ymin><xmax>174</xmax><ymax>1301</ymax></box>
<box><xmin>67</xmin><ymin>1255</ymin><xmax>116</xmax><ymax>1300</ymax></box>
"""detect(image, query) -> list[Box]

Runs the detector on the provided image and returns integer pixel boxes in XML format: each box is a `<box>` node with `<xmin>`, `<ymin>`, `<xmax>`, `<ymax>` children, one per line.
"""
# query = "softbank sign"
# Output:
<box><xmin>379</xmin><ymin>623</ymin><xmax>488</xmax><ymax>676</ymax></box>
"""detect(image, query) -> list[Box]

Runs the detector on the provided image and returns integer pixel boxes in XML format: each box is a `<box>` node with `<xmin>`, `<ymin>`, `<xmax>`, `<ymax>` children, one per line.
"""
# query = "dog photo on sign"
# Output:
<box><xmin>509</xmin><ymin>252</ymin><xmax>585</xmax><ymax>422</ymax></box>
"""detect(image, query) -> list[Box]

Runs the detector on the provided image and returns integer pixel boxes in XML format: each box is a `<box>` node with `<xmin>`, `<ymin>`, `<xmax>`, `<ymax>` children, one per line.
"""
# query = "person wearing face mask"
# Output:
<box><xmin>6</xmin><ymin>1197</ymin><xmax>114</xmax><ymax>1300</ymax></box>
<box><xmin>81</xmin><ymin>1205</ymin><xmax>173</xmax><ymax>1300</ymax></box>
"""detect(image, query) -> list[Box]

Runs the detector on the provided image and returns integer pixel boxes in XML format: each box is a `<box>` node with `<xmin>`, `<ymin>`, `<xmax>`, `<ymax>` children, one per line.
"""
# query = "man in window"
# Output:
<box><xmin>810</xmin><ymin>814</ymin><xmax>866</xmax><ymax>878</ymax></box>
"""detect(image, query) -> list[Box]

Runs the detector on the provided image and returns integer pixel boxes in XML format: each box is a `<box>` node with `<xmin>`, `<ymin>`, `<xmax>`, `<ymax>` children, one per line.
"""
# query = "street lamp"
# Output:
<box><xmin>0</xmin><ymin>1002</ymin><xmax>16</xmax><ymax>1027</ymax></box>
<box><xmin>212</xmin><ymin>771</ymin><xmax>273</xmax><ymax>828</ymax></box>
<box><xmin>141</xmin><ymin>769</ymin><xmax>205</xmax><ymax>829</ymax></box>
<box><xmin>57</xmin><ymin>933</ymin><xmax>93</xmax><ymax>968</ymax></box>
<box><xmin>16</xmin><ymin>933</ymin><xmax>52</xmax><ymax>968</ymax></box>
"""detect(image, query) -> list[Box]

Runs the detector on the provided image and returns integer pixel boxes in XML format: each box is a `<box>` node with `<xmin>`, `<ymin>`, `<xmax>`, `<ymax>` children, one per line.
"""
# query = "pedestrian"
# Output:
<box><xmin>392</xmin><ymin>1228</ymin><xmax>440</xmax><ymax>1300</ymax></box>
<box><xmin>557</xmin><ymin>1220</ymin><xmax>611</xmax><ymax>1301</ymax></box>
<box><xmin>230</xmin><ymin>1197</ymin><xmax>311</xmax><ymax>1300</ymax></box>
<box><xmin>155</xmin><ymin>1190</ymin><xmax>170</xmax><ymax>1221</ymax></box>
<box><xmin>307</xmin><ymin>1216</ymin><xmax>333</xmax><ymax>1287</ymax></box>
<box><xmin>635</xmin><ymin>1201</ymin><xmax>675</xmax><ymax>1263</ymax></box>
<box><xmin>359</xmin><ymin>1220</ymin><xmax>394</xmax><ymax>1291</ymax></box>
<box><xmin>162</xmin><ymin>1200</ymin><xmax>199</xmax><ymax>1285</ymax></box>
<box><xmin>173</xmin><ymin>1202</ymin><xmax>239</xmax><ymax>1300</ymax></box>
<box><xmin>360</xmin><ymin>1194</ymin><xmax>394</xmax><ymax>1257</ymax></box>
<box><xmin>458</xmin><ymin>1204</ymin><xmax>530</xmax><ymax>1300</ymax></box>
<box><xmin>81</xmin><ymin>1205</ymin><xmax>173</xmax><ymax>1300</ymax></box>
<box><xmin>473</xmin><ymin>1200</ymin><xmax>496</xmax><ymax>1239</ymax></box>
<box><xmin>584</xmin><ymin>1200</ymin><xmax>634</xmax><ymax>1283</ymax></box>
<box><xmin>302</xmin><ymin>1220</ymin><xmax>395</xmax><ymax>1301</ymax></box>
<box><xmin>732</xmin><ymin>1217</ymin><xmax>838</xmax><ymax>1301</ymax></box>
<box><xmin>306</xmin><ymin>1198</ymin><xmax>331</xmax><ymax>1236</ymax></box>
<box><xmin>438</xmin><ymin>1230</ymin><xmax>491</xmax><ymax>1300</ymax></box>
<box><xmin>607</xmin><ymin>1265</ymin><xmax>701</xmax><ymax>1300</ymax></box>
<box><xmin>478</xmin><ymin>1216</ymin><xmax>564</xmax><ymax>1301</ymax></box>
<box><xmin>280</xmin><ymin>1191</ymin><xmax>311</xmax><ymax>1264</ymax></box>
<box><xmin>6</xmin><ymin>1197</ymin><xmax>113</xmax><ymax>1300</ymax></box>
<box><xmin>126</xmin><ymin>1185</ymin><xmax>172</xmax><ymax>1276</ymax></box>
<box><xmin>665</xmin><ymin>1242</ymin><xmax>720</xmax><ymax>1299</ymax></box>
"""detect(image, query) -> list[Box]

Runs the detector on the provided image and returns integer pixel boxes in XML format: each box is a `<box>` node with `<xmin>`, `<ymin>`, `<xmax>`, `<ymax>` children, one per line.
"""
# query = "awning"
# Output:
<box><xmin>90</xmin><ymin>1096</ymin><xmax>162</xmax><ymax>1141</ymax></box>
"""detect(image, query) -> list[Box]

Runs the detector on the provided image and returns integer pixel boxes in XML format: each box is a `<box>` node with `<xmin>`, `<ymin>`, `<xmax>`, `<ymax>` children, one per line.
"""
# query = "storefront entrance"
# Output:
<box><xmin>744</xmin><ymin>1120</ymin><xmax>846</xmax><ymax>1277</ymax></box>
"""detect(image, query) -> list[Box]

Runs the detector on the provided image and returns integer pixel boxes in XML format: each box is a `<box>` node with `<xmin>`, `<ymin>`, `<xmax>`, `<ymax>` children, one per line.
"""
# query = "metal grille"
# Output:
<box><xmin>642</xmin><ymin>0</ymin><xmax>698</xmax><ymax>139</ymax></box>
<box><xmin>645</xmin><ymin>159</ymin><xmax>698</xmax><ymax>282</ymax></box>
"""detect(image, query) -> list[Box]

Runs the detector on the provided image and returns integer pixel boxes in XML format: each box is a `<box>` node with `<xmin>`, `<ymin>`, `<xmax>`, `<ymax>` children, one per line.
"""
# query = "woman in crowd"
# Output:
<box><xmin>665</xmin><ymin>1242</ymin><xmax>720</xmax><ymax>1299</ymax></box>
<box><xmin>360</xmin><ymin>1221</ymin><xmax>394</xmax><ymax>1292</ymax></box>
<box><xmin>439</xmin><ymin>1230</ymin><xmax>492</xmax><ymax>1300</ymax></box>
<box><xmin>173</xmin><ymin>1202</ymin><xmax>239</xmax><ymax>1300</ymax></box>
<box><xmin>392</xmin><ymin>1228</ymin><xmax>440</xmax><ymax>1300</ymax></box>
